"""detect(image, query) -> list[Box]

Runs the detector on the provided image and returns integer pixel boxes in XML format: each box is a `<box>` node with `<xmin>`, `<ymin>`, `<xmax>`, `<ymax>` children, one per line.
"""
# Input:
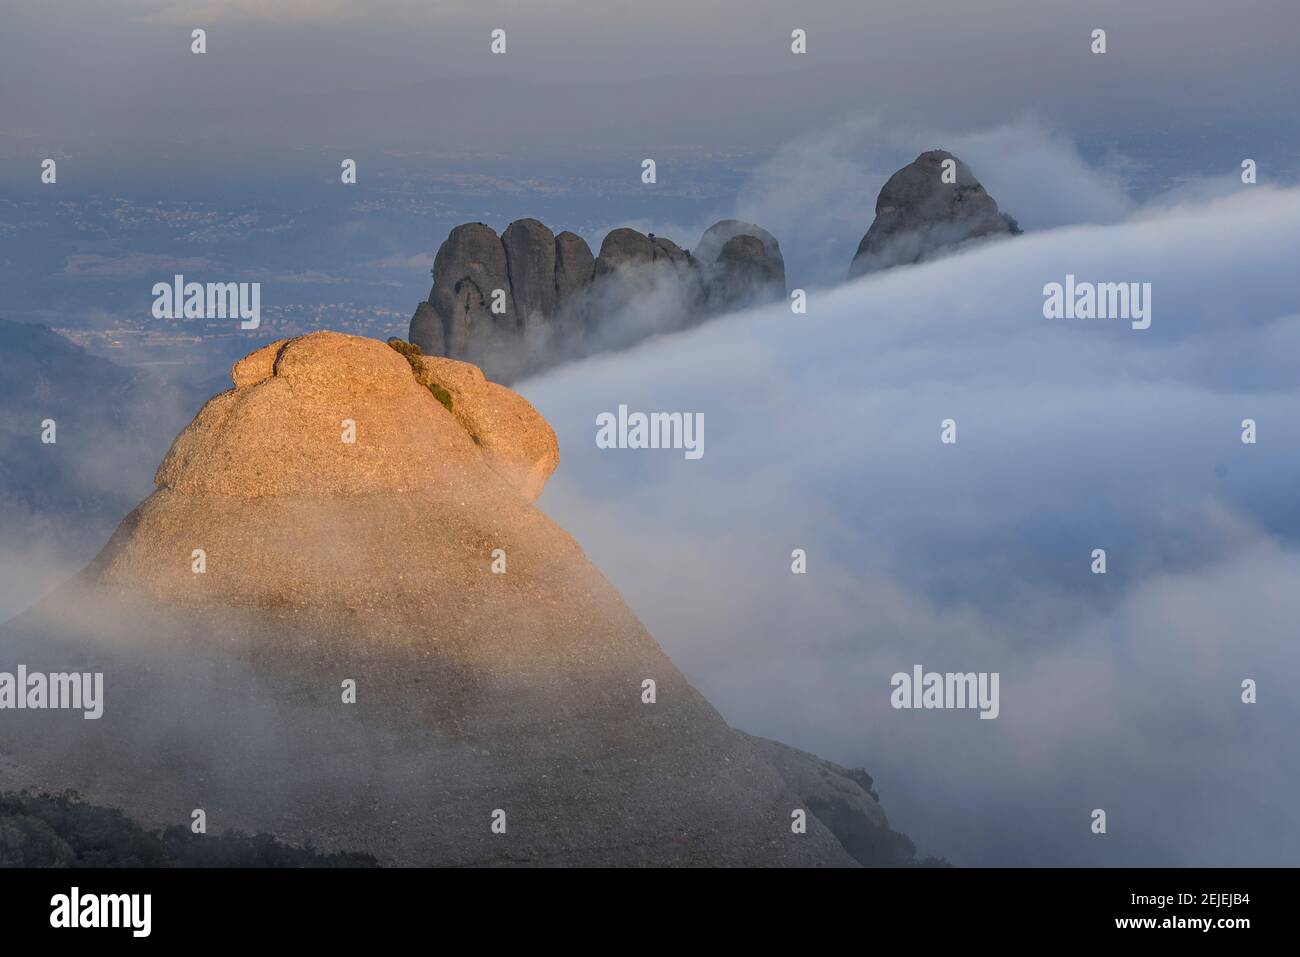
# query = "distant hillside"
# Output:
<box><xmin>0</xmin><ymin>319</ymin><xmax>195</xmax><ymax>617</ymax></box>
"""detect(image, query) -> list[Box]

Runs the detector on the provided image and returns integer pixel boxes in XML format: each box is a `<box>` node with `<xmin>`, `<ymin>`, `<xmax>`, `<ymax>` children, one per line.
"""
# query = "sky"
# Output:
<box><xmin>2</xmin><ymin>0</ymin><xmax>1298</xmax><ymax>174</ymax></box>
<box><xmin>2</xmin><ymin>0</ymin><xmax>1296</xmax><ymax>353</ymax></box>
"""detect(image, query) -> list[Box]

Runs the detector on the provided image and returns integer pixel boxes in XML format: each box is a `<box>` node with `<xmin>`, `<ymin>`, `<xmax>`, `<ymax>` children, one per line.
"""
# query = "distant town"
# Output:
<box><xmin>54</xmin><ymin>304</ymin><xmax>410</xmax><ymax>371</ymax></box>
<box><xmin>55</xmin><ymin>302</ymin><xmax>408</xmax><ymax>366</ymax></box>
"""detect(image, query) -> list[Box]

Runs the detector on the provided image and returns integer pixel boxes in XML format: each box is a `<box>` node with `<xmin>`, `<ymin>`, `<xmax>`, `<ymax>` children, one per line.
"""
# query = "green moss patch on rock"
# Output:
<box><xmin>389</xmin><ymin>338</ymin><xmax>454</xmax><ymax>412</ymax></box>
<box><xmin>386</xmin><ymin>336</ymin><xmax>424</xmax><ymax>366</ymax></box>
<box><xmin>428</xmin><ymin>382</ymin><xmax>454</xmax><ymax>412</ymax></box>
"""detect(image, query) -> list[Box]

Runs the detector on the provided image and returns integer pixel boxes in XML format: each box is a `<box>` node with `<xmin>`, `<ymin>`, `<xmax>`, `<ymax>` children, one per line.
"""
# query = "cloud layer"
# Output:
<box><xmin>522</xmin><ymin>186</ymin><xmax>1300</xmax><ymax>865</ymax></box>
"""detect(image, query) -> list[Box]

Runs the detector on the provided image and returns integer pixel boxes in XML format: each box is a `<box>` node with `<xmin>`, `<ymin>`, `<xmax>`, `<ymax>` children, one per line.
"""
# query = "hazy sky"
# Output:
<box><xmin>3</xmin><ymin>0</ymin><xmax>1297</xmax><ymax>177</ymax></box>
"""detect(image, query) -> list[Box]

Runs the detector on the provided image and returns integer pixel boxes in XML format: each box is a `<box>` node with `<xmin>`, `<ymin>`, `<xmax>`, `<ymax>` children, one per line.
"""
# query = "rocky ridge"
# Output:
<box><xmin>411</xmin><ymin>219</ymin><xmax>786</xmax><ymax>381</ymax></box>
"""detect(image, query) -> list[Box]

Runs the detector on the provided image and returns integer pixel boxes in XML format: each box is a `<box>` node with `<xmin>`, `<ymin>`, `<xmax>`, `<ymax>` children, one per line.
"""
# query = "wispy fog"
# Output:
<box><xmin>593</xmin><ymin>117</ymin><xmax>1250</xmax><ymax>289</ymax></box>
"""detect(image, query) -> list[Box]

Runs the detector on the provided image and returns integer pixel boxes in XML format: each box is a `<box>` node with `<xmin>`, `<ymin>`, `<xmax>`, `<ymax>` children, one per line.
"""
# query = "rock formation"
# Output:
<box><xmin>583</xmin><ymin>228</ymin><xmax>705</xmax><ymax>346</ymax></box>
<box><xmin>848</xmin><ymin>150</ymin><xmax>1020</xmax><ymax>278</ymax></box>
<box><xmin>397</xmin><ymin>341</ymin><xmax>558</xmax><ymax>502</ymax></box>
<box><xmin>552</xmin><ymin>231</ymin><xmax>595</xmax><ymax>306</ymax></box>
<box><xmin>501</xmin><ymin>218</ymin><xmax>558</xmax><ymax>331</ymax></box>
<box><xmin>693</xmin><ymin>218</ymin><xmax>784</xmax><ymax>273</ymax></box>
<box><xmin>409</xmin><ymin>219</ymin><xmax>786</xmax><ymax>382</ymax></box>
<box><xmin>415</xmin><ymin>222</ymin><xmax>516</xmax><ymax>364</ymax></box>
<box><xmin>0</xmin><ymin>332</ymin><xmax>919</xmax><ymax>867</ymax></box>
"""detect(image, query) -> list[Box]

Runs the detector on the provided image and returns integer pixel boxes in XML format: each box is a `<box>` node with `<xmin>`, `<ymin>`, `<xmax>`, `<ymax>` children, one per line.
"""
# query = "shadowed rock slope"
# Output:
<box><xmin>0</xmin><ymin>332</ymin><xmax>917</xmax><ymax>866</ymax></box>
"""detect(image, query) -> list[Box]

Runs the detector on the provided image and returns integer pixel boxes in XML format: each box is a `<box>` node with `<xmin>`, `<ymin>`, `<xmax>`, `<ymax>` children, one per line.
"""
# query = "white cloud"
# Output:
<box><xmin>522</xmin><ymin>185</ymin><xmax>1300</xmax><ymax>864</ymax></box>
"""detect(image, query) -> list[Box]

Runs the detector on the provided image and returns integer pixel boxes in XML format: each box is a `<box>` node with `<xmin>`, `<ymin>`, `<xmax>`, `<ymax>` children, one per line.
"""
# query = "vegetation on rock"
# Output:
<box><xmin>388</xmin><ymin>337</ymin><xmax>454</xmax><ymax>411</ymax></box>
<box><xmin>0</xmin><ymin>790</ymin><xmax>376</xmax><ymax>867</ymax></box>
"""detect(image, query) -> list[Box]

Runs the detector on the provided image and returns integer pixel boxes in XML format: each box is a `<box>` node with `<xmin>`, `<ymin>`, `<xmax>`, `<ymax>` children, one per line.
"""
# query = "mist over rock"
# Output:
<box><xmin>593</xmin><ymin>226</ymin><xmax>657</xmax><ymax>277</ymax></box>
<box><xmin>587</xmin><ymin>229</ymin><xmax>705</xmax><ymax>340</ymax></box>
<box><xmin>691</xmin><ymin>219</ymin><xmax>787</xmax><ymax>316</ymax></box>
<box><xmin>713</xmin><ymin>234</ymin><xmax>786</xmax><ymax>311</ymax></box>
<box><xmin>409</xmin><ymin>218</ymin><xmax>786</xmax><ymax>382</ymax></box>
<box><xmin>848</xmin><ymin>150</ymin><xmax>1019</xmax><ymax>278</ymax></box>
<box><xmin>693</xmin><ymin>219</ymin><xmax>784</xmax><ymax>271</ymax></box>
<box><xmin>742</xmin><ymin>733</ymin><xmax>923</xmax><ymax>867</ymax></box>
<box><xmin>0</xmin><ymin>331</ymin><xmax>919</xmax><ymax>867</ymax></box>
